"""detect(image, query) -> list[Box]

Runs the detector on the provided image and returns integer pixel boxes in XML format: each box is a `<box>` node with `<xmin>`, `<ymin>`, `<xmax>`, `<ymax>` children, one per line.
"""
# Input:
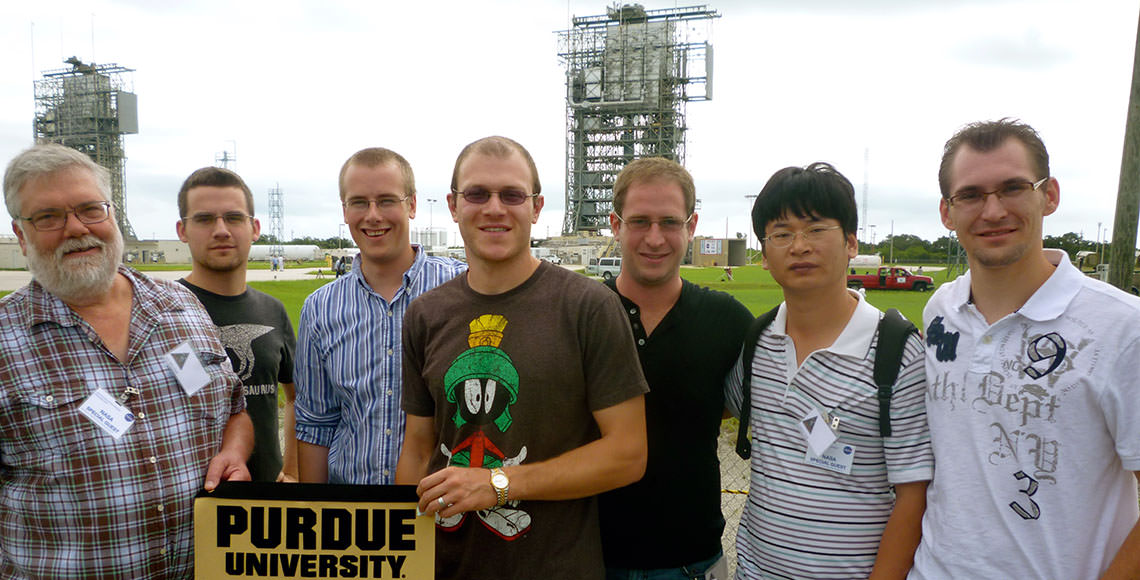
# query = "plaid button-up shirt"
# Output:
<box><xmin>0</xmin><ymin>266</ymin><xmax>244</xmax><ymax>579</ymax></box>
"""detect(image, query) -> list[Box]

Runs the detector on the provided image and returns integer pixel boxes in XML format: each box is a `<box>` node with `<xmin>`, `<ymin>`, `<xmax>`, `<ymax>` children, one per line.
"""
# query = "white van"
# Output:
<box><xmin>586</xmin><ymin>257</ymin><xmax>622</xmax><ymax>280</ymax></box>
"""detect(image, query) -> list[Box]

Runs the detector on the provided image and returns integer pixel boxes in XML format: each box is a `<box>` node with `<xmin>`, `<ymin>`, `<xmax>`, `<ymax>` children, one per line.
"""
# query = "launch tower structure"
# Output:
<box><xmin>34</xmin><ymin>57</ymin><xmax>139</xmax><ymax>239</ymax></box>
<box><xmin>557</xmin><ymin>4</ymin><xmax>718</xmax><ymax>235</ymax></box>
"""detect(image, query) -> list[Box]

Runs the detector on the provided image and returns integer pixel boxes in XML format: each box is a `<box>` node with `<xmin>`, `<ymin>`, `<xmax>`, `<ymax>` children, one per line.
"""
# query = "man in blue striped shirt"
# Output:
<box><xmin>295</xmin><ymin>147</ymin><xmax>465</xmax><ymax>484</ymax></box>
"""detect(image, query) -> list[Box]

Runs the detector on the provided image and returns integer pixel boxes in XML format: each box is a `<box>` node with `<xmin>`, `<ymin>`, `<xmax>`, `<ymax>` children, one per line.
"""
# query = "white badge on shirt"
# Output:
<box><xmin>798</xmin><ymin>408</ymin><xmax>838</xmax><ymax>455</ymax></box>
<box><xmin>804</xmin><ymin>440</ymin><xmax>857</xmax><ymax>475</ymax></box>
<box><xmin>164</xmin><ymin>339</ymin><xmax>210</xmax><ymax>396</ymax></box>
<box><xmin>79</xmin><ymin>388</ymin><xmax>136</xmax><ymax>439</ymax></box>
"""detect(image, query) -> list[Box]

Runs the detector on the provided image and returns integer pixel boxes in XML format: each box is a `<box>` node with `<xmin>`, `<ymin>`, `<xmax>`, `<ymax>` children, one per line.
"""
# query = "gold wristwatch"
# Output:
<box><xmin>490</xmin><ymin>468</ymin><xmax>509</xmax><ymax>507</ymax></box>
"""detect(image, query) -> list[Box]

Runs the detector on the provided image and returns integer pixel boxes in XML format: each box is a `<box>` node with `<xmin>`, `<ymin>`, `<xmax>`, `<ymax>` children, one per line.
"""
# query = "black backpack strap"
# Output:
<box><xmin>873</xmin><ymin>308</ymin><xmax>918</xmax><ymax>437</ymax></box>
<box><xmin>735</xmin><ymin>306</ymin><xmax>780</xmax><ymax>460</ymax></box>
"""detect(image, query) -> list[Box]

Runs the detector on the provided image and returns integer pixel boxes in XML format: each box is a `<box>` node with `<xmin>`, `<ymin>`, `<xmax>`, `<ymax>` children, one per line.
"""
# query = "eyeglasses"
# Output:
<box><xmin>343</xmin><ymin>196</ymin><xmax>409</xmax><ymax>214</ymax></box>
<box><xmin>19</xmin><ymin>201</ymin><xmax>112</xmax><ymax>232</ymax></box>
<box><xmin>947</xmin><ymin>177</ymin><xmax>1048</xmax><ymax>210</ymax></box>
<box><xmin>616</xmin><ymin>214</ymin><xmax>693</xmax><ymax>232</ymax></box>
<box><xmin>452</xmin><ymin>187</ymin><xmax>536</xmax><ymax>206</ymax></box>
<box><xmin>182</xmin><ymin>211</ymin><xmax>253</xmax><ymax>228</ymax></box>
<box><xmin>762</xmin><ymin>224</ymin><xmax>842</xmax><ymax>248</ymax></box>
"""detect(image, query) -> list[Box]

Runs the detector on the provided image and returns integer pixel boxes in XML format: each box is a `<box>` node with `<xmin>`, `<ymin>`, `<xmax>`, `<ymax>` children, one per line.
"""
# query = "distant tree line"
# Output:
<box><xmin>254</xmin><ymin>235</ymin><xmax>356</xmax><ymax>250</ymax></box>
<box><xmin>858</xmin><ymin>232</ymin><xmax>1108</xmax><ymax>263</ymax></box>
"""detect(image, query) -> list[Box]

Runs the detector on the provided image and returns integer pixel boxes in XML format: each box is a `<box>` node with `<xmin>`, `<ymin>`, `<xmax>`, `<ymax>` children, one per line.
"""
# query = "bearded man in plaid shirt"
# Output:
<box><xmin>0</xmin><ymin>144</ymin><xmax>254</xmax><ymax>578</ymax></box>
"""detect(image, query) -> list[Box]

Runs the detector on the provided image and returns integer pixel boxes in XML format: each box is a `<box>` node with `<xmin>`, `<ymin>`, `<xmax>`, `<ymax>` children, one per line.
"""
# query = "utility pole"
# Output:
<box><xmin>745</xmin><ymin>194</ymin><xmax>757</xmax><ymax>263</ymax></box>
<box><xmin>1108</xmin><ymin>7</ymin><xmax>1140</xmax><ymax>290</ymax></box>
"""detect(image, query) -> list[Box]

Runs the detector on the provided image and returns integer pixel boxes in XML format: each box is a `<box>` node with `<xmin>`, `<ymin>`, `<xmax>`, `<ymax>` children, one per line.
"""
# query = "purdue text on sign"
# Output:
<box><xmin>194</xmin><ymin>482</ymin><xmax>433</xmax><ymax>579</ymax></box>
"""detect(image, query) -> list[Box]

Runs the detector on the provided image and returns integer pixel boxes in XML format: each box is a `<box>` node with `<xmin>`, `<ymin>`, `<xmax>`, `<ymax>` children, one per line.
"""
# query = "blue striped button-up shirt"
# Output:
<box><xmin>295</xmin><ymin>246</ymin><xmax>465</xmax><ymax>484</ymax></box>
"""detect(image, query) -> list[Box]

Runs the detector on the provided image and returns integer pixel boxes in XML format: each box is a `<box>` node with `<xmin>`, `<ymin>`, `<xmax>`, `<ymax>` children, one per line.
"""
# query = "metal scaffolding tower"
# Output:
<box><xmin>268</xmin><ymin>183</ymin><xmax>284</xmax><ymax>258</ymax></box>
<box><xmin>34</xmin><ymin>57</ymin><xmax>139</xmax><ymax>239</ymax></box>
<box><xmin>558</xmin><ymin>4</ymin><xmax>719</xmax><ymax>235</ymax></box>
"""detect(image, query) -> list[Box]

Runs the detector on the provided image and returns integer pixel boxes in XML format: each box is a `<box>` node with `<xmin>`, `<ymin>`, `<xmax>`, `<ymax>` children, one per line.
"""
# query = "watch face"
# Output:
<box><xmin>492</xmin><ymin>474</ymin><xmax>508</xmax><ymax>488</ymax></box>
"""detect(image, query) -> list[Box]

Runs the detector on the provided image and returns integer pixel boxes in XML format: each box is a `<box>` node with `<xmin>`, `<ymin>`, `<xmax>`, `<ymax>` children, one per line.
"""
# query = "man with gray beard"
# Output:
<box><xmin>0</xmin><ymin>144</ymin><xmax>254</xmax><ymax>578</ymax></box>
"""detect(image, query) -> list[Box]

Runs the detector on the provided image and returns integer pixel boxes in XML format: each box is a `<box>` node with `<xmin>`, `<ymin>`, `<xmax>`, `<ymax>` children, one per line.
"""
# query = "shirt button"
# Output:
<box><xmin>387</xmin><ymin>348</ymin><xmax>394</xmax><ymax>355</ymax></box>
<box><xmin>385</xmin><ymin>428</ymin><xmax>392</xmax><ymax>435</ymax></box>
<box><xmin>982</xmin><ymin>335</ymin><xmax>993</xmax><ymax>344</ymax></box>
<box><xmin>637</xmin><ymin>338</ymin><xmax>646</xmax><ymax>346</ymax></box>
<box><xmin>137</xmin><ymin>412</ymin><xmax>145</xmax><ymax>419</ymax></box>
<box><xmin>44</xmin><ymin>394</ymin><xmax>54</xmax><ymax>403</ymax></box>
<box><xmin>387</xmin><ymin>310</ymin><xmax>393</xmax><ymax>317</ymax></box>
<box><xmin>149</xmin><ymin>456</ymin><xmax>157</xmax><ymax>464</ymax></box>
<box><xmin>156</xmin><ymin>504</ymin><xmax>164</xmax><ymax>513</ymax></box>
<box><xmin>160</xmin><ymin>548</ymin><xmax>167</xmax><ymax>556</ymax></box>
<box><xmin>386</xmin><ymin>389</ymin><xmax>393</xmax><ymax>396</ymax></box>
<box><xmin>629</xmin><ymin>308</ymin><xmax>637</xmax><ymax>314</ymax></box>
<box><xmin>383</xmin><ymin>469</ymin><xmax>390</xmax><ymax>476</ymax></box>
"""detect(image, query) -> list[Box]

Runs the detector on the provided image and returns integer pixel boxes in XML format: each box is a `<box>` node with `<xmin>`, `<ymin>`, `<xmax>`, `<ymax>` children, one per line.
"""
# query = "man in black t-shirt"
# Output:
<box><xmin>600</xmin><ymin>157</ymin><xmax>753</xmax><ymax>578</ymax></box>
<box><xmin>175</xmin><ymin>167</ymin><xmax>298</xmax><ymax>482</ymax></box>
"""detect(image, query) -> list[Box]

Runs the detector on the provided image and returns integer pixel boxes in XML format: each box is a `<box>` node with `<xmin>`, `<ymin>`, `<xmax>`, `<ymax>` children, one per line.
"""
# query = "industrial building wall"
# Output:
<box><xmin>0</xmin><ymin>239</ymin><xmax>27</xmax><ymax>269</ymax></box>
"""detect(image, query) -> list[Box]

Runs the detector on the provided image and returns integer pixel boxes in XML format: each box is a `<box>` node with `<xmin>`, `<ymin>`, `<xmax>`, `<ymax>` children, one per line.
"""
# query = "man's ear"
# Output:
<box><xmin>12</xmin><ymin>221</ymin><xmax>26</xmax><ymax>255</ymax></box>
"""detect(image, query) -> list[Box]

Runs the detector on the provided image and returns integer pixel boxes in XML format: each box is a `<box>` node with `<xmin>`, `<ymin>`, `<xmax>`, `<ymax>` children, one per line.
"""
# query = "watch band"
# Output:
<box><xmin>490</xmin><ymin>468</ymin><xmax>509</xmax><ymax>507</ymax></box>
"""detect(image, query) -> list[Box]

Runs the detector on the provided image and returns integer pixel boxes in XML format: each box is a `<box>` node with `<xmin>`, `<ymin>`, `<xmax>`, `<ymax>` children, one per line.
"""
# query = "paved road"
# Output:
<box><xmin>0</xmin><ymin>267</ymin><xmax>327</xmax><ymax>291</ymax></box>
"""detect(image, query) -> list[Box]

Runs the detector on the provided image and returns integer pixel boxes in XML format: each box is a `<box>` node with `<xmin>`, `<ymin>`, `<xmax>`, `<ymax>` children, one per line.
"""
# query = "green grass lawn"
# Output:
<box><xmin>683</xmin><ymin>265</ymin><xmax>955</xmax><ymax>326</ymax></box>
<box><xmin>248</xmin><ymin>278</ymin><xmax>333</xmax><ymax>336</ymax></box>
<box><xmin>0</xmin><ymin>265</ymin><xmax>958</xmax><ymax>332</ymax></box>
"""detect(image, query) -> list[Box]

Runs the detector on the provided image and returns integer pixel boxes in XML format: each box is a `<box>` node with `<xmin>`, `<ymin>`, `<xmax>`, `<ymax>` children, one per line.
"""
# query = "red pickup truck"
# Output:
<box><xmin>847</xmin><ymin>267</ymin><xmax>934</xmax><ymax>291</ymax></box>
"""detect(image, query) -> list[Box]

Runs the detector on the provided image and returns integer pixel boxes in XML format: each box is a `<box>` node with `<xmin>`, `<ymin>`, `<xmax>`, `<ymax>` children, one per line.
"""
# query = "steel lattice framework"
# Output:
<box><xmin>558</xmin><ymin>4</ymin><xmax>718</xmax><ymax>235</ymax></box>
<box><xmin>268</xmin><ymin>184</ymin><xmax>284</xmax><ymax>258</ymax></box>
<box><xmin>267</xmin><ymin>183</ymin><xmax>283</xmax><ymax>257</ymax></box>
<box><xmin>34</xmin><ymin>57</ymin><xmax>139</xmax><ymax>239</ymax></box>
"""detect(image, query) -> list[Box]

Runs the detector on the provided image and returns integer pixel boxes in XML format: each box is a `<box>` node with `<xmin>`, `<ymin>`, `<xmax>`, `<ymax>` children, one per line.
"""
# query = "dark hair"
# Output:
<box><xmin>451</xmin><ymin>136</ymin><xmax>541</xmax><ymax>196</ymax></box>
<box><xmin>613</xmin><ymin>157</ymin><xmax>695</xmax><ymax>216</ymax></box>
<box><xmin>339</xmin><ymin>147</ymin><xmax>415</xmax><ymax>201</ymax></box>
<box><xmin>752</xmin><ymin>162</ymin><xmax>858</xmax><ymax>244</ymax></box>
<box><xmin>177</xmin><ymin>167</ymin><xmax>254</xmax><ymax>217</ymax></box>
<box><xmin>939</xmin><ymin>118</ymin><xmax>1049</xmax><ymax>198</ymax></box>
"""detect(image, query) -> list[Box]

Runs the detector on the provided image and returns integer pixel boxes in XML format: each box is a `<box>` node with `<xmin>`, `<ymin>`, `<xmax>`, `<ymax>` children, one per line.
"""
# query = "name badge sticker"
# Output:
<box><xmin>164</xmin><ymin>340</ymin><xmax>210</xmax><ymax>396</ymax></box>
<box><xmin>798</xmin><ymin>408</ymin><xmax>838</xmax><ymax>456</ymax></box>
<box><xmin>803</xmin><ymin>441</ymin><xmax>856</xmax><ymax>475</ymax></box>
<box><xmin>79</xmin><ymin>388</ymin><xmax>136</xmax><ymax>439</ymax></box>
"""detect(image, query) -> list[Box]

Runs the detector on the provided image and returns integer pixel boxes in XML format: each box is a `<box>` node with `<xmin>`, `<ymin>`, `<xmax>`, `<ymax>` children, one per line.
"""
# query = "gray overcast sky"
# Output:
<box><xmin>1</xmin><ymin>0</ymin><xmax>1137</xmax><ymax>248</ymax></box>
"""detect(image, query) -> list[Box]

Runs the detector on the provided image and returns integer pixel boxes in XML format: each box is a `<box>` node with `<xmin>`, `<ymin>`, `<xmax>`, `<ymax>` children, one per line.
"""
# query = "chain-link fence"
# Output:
<box><xmin>719</xmin><ymin>418</ymin><xmax>749</xmax><ymax>579</ymax></box>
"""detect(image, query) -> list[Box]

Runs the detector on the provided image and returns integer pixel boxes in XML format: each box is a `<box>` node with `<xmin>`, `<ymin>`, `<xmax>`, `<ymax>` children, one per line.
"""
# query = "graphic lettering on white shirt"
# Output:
<box><xmin>926</xmin><ymin>317</ymin><xmax>1099</xmax><ymax>521</ymax></box>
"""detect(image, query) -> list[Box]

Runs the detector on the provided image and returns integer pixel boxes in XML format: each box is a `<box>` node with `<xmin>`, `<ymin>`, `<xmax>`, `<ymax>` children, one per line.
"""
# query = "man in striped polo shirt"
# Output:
<box><xmin>726</xmin><ymin>162</ymin><xmax>933</xmax><ymax>578</ymax></box>
<box><xmin>295</xmin><ymin>147</ymin><xmax>465</xmax><ymax>484</ymax></box>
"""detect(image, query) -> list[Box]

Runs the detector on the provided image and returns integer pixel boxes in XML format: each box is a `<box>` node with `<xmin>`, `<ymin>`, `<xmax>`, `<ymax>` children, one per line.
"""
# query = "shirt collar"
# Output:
<box><xmin>350</xmin><ymin>244</ymin><xmax>427</xmax><ymax>296</ymax></box>
<box><xmin>1016</xmin><ymin>248</ymin><xmax>1079</xmax><ymax>322</ymax></box>
<box><xmin>943</xmin><ymin>248</ymin><xmax>1076</xmax><ymax>322</ymax></box>
<box><xmin>24</xmin><ymin>265</ymin><xmax>181</xmax><ymax>328</ymax></box>
<box><xmin>772</xmin><ymin>289</ymin><xmax>879</xmax><ymax>359</ymax></box>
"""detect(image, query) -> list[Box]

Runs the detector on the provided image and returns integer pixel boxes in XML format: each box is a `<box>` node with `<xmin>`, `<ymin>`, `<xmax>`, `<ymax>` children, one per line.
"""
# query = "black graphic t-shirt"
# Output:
<box><xmin>179</xmin><ymin>280</ymin><xmax>296</xmax><ymax>481</ymax></box>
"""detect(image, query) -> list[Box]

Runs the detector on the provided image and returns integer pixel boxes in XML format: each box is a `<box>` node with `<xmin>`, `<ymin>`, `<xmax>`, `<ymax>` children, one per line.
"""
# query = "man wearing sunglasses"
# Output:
<box><xmin>0</xmin><ymin>145</ymin><xmax>253</xmax><ymax>577</ymax></box>
<box><xmin>175</xmin><ymin>166</ymin><xmax>298</xmax><ymax>483</ymax></box>
<box><xmin>295</xmin><ymin>147</ymin><xmax>465</xmax><ymax>485</ymax></box>
<box><xmin>596</xmin><ymin>157</ymin><xmax>752</xmax><ymax>579</ymax></box>
<box><xmin>909</xmin><ymin>119</ymin><xmax>1140</xmax><ymax>579</ymax></box>
<box><xmin>396</xmin><ymin>136</ymin><xmax>649</xmax><ymax>580</ymax></box>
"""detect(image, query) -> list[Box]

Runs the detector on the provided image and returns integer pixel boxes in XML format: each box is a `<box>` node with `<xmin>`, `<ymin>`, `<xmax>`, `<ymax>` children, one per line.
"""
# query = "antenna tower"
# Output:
<box><xmin>557</xmin><ymin>4</ymin><xmax>719</xmax><ymax>235</ymax></box>
<box><xmin>268</xmin><ymin>183</ymin><xmax>284</xmax><ymax>258</ymax></box>
<box><xmin>215</xmin><ymin>143</ymin><xmax>237</xmax><ymax>170</ymax></box>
